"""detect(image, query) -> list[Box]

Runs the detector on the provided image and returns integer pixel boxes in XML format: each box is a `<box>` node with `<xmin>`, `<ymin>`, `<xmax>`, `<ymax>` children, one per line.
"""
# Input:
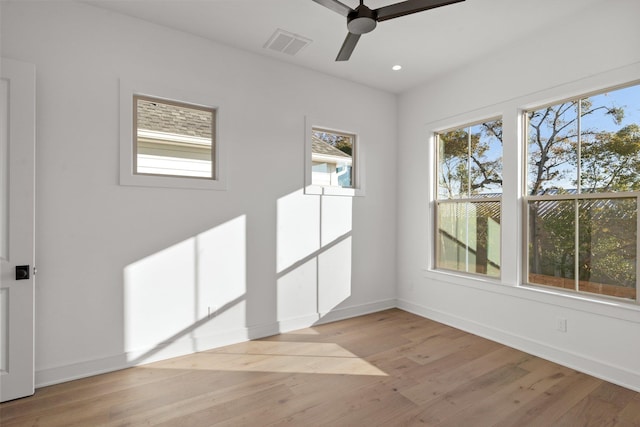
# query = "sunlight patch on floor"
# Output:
<box><xmin>148</xmin><ymin>341</ymin><xmax>388</xmax><ymax>376</ymax></box>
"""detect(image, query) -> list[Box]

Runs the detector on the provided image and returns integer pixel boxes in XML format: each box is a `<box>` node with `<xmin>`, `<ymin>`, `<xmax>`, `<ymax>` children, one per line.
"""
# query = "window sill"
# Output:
<box><xmin>422</xmin><ymin>268</ymin><xmax>640</xmax><ymax>323</ymax></box>
<box><xmin>119</xmin><ymin>172</ymin><xmax>227</xmax><ymax>191</ymax></box>
<box><xmin>304</xmin><ymin>185</ymin><xmax>364</xmax><ymax>197</ymax></box>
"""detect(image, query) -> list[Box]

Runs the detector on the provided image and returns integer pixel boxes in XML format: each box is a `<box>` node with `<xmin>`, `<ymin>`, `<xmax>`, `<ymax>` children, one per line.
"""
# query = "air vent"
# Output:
<box><xmin>264</xmin><ymin>29</ymin><xmax>312</xmax><ymax>56</ymax></box>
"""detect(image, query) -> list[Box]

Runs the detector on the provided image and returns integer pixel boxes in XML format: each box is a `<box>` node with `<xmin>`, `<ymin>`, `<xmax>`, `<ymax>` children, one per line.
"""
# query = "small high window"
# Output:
<box><xmin>133</xmin><ymin>96</ymin><xmax>215</xmax><ymax>179</ymax></box>
<box><xmin>311</xmin><ymin>128</ymin><xmax>355</xmax><ymax>189</ymax></box>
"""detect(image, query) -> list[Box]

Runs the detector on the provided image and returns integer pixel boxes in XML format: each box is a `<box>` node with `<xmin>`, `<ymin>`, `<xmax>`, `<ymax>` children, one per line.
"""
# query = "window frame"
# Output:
<box><xmin>120</xmin><ymin>79</ymin><xmax>227</xmax><ymax>190</ymax></box>
<box><xmin>133</xmin><ymin>94</ymin><xmax>216</xmax><ymax>180</ymax></box>
<box><xmin>433</xmin><ymin>116</ymin><xmax>504</xmax><ymax>279</ymax></box>
<box><xmin>304</xmin><ymin>116</ymin><xmax>364</xmax><ymax>197</ymax></box>
<box><xmin>423</xmin><ymin>67</ymin><xmax>640</xmax><ymax>317</ymax></box>
<box><xmin>522</xmin><ymin>83</ymin><xmax>640</xmax><ymax>304</ymax></box>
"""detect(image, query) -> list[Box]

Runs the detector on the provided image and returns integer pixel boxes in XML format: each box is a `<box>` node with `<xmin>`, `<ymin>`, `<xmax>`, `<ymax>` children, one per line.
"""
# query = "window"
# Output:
<box><xmin>304</xmin><ymin>120</ymin><xmax>363</xmax><ymax>196</ymax></box>
<box><xmin>525</xmin><ymin>83</ymin><xmax>640</xmax><ymax>301</ymax></box>
<box><xmin>134</xmin><ymin>95</ymin><xmax>215</xmax><ymax>179</ymax></box>
<box><xmin>311</xmin><ymin>128</ymin><xmax>354</xmax><ymax>188</ymax></box>
<box><xmin>119</xmin><ymin>80</ymin><xmax>225</xmax><ymax>190</ymax></box>
<box><xmin>435</xmin><ymin>118</ymin><xmax>503</xmax><ymax>277</ymax></box>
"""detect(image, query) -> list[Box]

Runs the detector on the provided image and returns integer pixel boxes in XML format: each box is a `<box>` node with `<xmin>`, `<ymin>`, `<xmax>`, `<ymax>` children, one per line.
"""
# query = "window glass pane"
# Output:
<box><xmin>311</xmin><ymin>129</ymin><xmax>354</xmax><ymax>188</ymax></box>
<box><xmin>528</xmin><ymin>200</ymin><xmax>576</xmax><ymax>290</ymax></box>
<box><xmin>469</xmin><ymin>121</ymin><xmax>503</xmax><ymax>195</ymax></box>
<box><xmin>580</xmin><ymin>85</ymin><xmax>640</xmax><ymax>193</ymax></box>
<box><xmin>437</xmin><ymin>201</ymin><xmax>501</xmax><ymax>277</ymax></box>
<box><xmin>578</xmin><ymin>198</ymin><xmax>637</xmax><ymax>300</ymax></box>
<box><xmin>135</xmin><ymin>96</ymin><xmax>214</xmax><ymax>179</ymax></box>
<box><xmin>437</xmin><ymin>128</ymin><xmax>469</xmax><ymax>198</ymax></box>
<box><xmin>527</xmin><ymin>102</ymin><xmax>578</xmax><ymax>195</ymax></box>
<box><xmin>438</xmin><ymin>120</ymin><xmax>503</xmax><ymax>199</ymax></box>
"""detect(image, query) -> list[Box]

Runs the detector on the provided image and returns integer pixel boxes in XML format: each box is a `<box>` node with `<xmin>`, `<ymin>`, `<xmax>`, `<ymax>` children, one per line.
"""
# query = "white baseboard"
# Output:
<box><xmin>274</xmin><ymin>299</ymin><xmax>397</xmax><ymax>333</ymax></box>
<box><xmin>35</xmin><ymin>325</ymin><xmax>273</xmax><ymax>388</ymax></box>
<box><xmin>35</xmin><ymin>299</ymin><xmax>396</xmax><ymax>388</ymax></box>
<box><xmin>36</xmin><ymin>353</ymin><xmax>130</xmax><ymax>388</ymax></box>
<box><xmin>317</xmin><ymin>298</ymin><xmax>397</xmax><ymax>325</ymax></box>
<box><xmin>397</xmin><ymin>298</ymin><xmax>640</xmax><ymax>393</ymax></box>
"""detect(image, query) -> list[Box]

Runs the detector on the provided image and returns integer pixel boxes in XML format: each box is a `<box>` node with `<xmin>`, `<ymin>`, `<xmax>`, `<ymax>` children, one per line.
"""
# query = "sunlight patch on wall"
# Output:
<box><xmin>318</xmin><ymin>237</ymin><xmax>352</xmax><ymax>313</ymax></box>
<box><xmin>276</xmin><ymin>189</ymin><xmax>353</xmax><ymax>324</ymax></box>
<box><xmin>123</xmin><ymin>215</ymin><xmax>246</xmax><ymax>362</ymax></box>
<box><xmin>276</xmin><ymin>189</ymin><xmax>320</xmax><ymax>273</ymax></box>
<box><xmin>321</xmin><ymin>196</ymin><xmax>352</xmax><ymax>246</ymax></box>
<box><xmin>277</xmin><ymin>258</ymin><xmax>318</xmax><ymax>322</ymax></box>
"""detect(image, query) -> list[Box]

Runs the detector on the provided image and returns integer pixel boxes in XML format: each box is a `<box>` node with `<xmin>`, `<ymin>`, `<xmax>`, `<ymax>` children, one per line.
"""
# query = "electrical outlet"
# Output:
<box><xmin>556</xmin><ymin>317</ymin><xmax>567</xmax><ymax>332</ymax></box>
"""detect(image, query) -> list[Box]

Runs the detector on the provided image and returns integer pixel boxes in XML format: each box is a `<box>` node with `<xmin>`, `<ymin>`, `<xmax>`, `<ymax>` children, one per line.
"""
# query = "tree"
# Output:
<box><xmin>580</xmin><ymin>124</ymin><xmax>640</xmax><ymax>192</ymax></box>
<box><xmin>438</xmin><ymin>121</ymin><xmax>502</xmax><ymax>198</ymax></box>
<box><xmin>527</xmin><ymin>99</ymin><xmax>624</xmax><ymax>195</ymax></box>
<box><xmin>526</xmin><ymin>94</ymin><xmax>638</xmax><ymax>296</ymax></box>
<box><xmin>312</xmin><ymin>131</ymin><xmax>353</xmax><ymax>156</ymax></box>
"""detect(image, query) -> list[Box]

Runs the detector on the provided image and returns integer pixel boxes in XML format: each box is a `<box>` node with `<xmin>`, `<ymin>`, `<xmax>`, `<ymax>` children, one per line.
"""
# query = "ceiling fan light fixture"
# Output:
<box><xmin>392</xmin><ymin>65</ymin><xmax>402</xmax><ymax>71</ymax></box>
<box><xmin>347</xmin><ymin>16</ymin><xmax>376</xmax><ymax>34</ymax></box>
<box><xmin>347</xmin><ymin>4</ymin><xmax>377</xmax><ymax>35</ymax></box>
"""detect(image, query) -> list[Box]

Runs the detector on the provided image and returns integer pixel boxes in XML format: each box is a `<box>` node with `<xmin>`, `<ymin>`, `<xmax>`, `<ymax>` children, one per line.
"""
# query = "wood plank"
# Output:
<box><xmin>493</xmin><ymin>370</ymin><xmax>602</xmax><ymax>426</ymax></box>
<box><xmin>433</xmin><ymin>358</ymin><xmax>579</xmax><ymax>426</ymax></box>
<box><xmin>553</xmin><ymin>381</ymin><xmax>638</xmax><ymax>427</ymax></box>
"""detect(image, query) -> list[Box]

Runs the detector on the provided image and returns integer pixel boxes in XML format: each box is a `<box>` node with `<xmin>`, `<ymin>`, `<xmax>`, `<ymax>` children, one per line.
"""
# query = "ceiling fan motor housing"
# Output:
<box><xmin>347</xmin><ymin>5</ymin><xmax>377</xmax><ymax>34</ymax></box>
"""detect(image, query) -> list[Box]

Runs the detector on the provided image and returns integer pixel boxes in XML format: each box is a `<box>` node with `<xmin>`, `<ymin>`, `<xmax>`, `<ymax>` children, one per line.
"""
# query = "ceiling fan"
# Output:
<box><xmin>312</xmin><ymin>0</ymin><xmax>465</xmax><ymax>61</ymax></box>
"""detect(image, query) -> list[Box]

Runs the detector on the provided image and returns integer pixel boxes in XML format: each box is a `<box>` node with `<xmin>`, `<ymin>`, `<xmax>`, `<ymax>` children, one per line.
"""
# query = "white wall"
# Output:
<box><xmin>397</xmin><ymin>0</ymin><xmax>640</xmax><ymax>391</ymax></box>
<box><xmin>5</xmin><ymin>0</ymin><xmax>639</xmax><ymax>393</ymax></box>
<box><xmin>0</xmin><ymin>1</ymin><xmax>397</xmax><ymax>386</ymax></box>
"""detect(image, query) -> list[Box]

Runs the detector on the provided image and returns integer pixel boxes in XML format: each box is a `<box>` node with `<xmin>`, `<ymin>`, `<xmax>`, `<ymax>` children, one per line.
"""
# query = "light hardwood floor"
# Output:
<box><xmin>1</xmin><ymin>309</ymin><xmax>639</xmax><ymax>426</ymax></box>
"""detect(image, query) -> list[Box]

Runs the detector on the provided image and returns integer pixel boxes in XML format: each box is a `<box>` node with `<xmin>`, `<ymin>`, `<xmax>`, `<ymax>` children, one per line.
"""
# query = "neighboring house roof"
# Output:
<box><xmin>311</xmin><ymin>136</ymin><xmax>351</xmax><ymax>159</ymax></box>
<box><xmin>137</xmin><ymin>98</ymin><xmax>212</xmax><ymax>138</ymax></box>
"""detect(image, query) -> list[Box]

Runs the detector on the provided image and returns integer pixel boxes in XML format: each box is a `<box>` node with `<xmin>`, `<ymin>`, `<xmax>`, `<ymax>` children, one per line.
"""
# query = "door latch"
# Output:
<box><xmin>15</xmin><ymin>265</ymin><xmax>30</xmax><ymax>280</ymax></box>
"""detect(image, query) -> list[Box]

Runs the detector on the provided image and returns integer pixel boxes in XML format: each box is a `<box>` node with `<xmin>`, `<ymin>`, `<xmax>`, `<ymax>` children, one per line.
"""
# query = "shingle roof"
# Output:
<box><xmin>137</xmin><ymin>98</ymin><xmax>212</xmax><ymax>138</ymax></box>
<box><xmin>311</xmin><ymin>136</ymin><xmax>351</xmax><ymax>158</ymax></box>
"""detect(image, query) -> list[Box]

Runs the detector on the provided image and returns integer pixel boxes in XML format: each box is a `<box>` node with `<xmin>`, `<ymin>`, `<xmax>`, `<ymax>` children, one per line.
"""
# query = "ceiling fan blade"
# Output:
<box><xmin>375</xmin><ymin>0</ymin><xmax>465</xmax><ymax>22</ymax></box>
<box><xmin>311</xmin><ymin>0</ymin><xmax>353</xmax><ymax>17</ymax></box>
<box><xmin>336</xmin><ymin>32</ymin><xmax>361</xmax><ymax>61</ymax></box>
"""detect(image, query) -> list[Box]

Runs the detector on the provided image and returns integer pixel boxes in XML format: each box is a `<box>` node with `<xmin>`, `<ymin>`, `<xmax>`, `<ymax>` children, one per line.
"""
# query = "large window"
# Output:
<box><xmin>435</xmin><ymin>118</ymin><xmax>503</xmax><ymax>277</ymax></box>
<box><xmin>525</xmin><ymin>83</ymin><xmax>640</xmax><ymax>301</ymax></box>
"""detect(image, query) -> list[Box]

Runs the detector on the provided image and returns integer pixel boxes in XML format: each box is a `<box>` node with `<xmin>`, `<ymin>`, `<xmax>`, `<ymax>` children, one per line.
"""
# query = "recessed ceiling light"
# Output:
<box><xmin>392</xmin><ymin>65</ymin><xmax>402</xmax><ymax>71</ymax></box>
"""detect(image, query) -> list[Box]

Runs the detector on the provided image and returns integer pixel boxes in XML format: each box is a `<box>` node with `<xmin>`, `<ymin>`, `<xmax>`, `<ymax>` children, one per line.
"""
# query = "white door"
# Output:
<box><xmin>0</xmin><ymin>57</ymin><xmax>36</xmax><ymax>402</ymax></box>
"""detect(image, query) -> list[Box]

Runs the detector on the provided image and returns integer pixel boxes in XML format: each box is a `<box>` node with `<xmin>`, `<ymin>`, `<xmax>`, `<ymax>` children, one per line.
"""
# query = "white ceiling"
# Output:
<box><xmin>84</xmin><ymin>0</ymin><xmax>603</xmax><ymax>94</ymax></box>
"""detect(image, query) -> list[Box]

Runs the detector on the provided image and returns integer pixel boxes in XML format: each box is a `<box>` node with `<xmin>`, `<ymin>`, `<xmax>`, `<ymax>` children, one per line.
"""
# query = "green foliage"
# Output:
<box><xmin>335</xmin><ymin>140</ymin><xmax>352</xmax><ymax>156</ymax></box>
<box><xmin>581</xmin><ymin>124</ymin><xmax>640</xmax><ymax>192</ymax></box>
<box><xmin>313</xmin><ymin>131</ymin><xmax>353</xmax><ymax>156</ymax></box>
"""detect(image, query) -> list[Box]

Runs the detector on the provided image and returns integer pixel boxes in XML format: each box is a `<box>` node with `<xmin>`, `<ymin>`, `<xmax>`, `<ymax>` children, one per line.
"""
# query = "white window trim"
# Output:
<box><xmin>423</xmin><ymin>61</ymin><xmax>640</xmax><ymax>311</ymax></box>
<box><xmin>304</xmin><ymin>115</ymin><xmax>365</xmax><ymax>197</ymax></box>
<box><xmin>522</xmin><ymin>84</ymin><xmax>640</xmax><ymax>305</ymax></box>
<box><xmin>428</xmin><ymin>111</ymin><xmax>508</xmax><ymax>282</ymax></box>
<box><xmin>119</xmin><ymin>79</ymin><xmax>227</xmax><ymax>190</ymax></box>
